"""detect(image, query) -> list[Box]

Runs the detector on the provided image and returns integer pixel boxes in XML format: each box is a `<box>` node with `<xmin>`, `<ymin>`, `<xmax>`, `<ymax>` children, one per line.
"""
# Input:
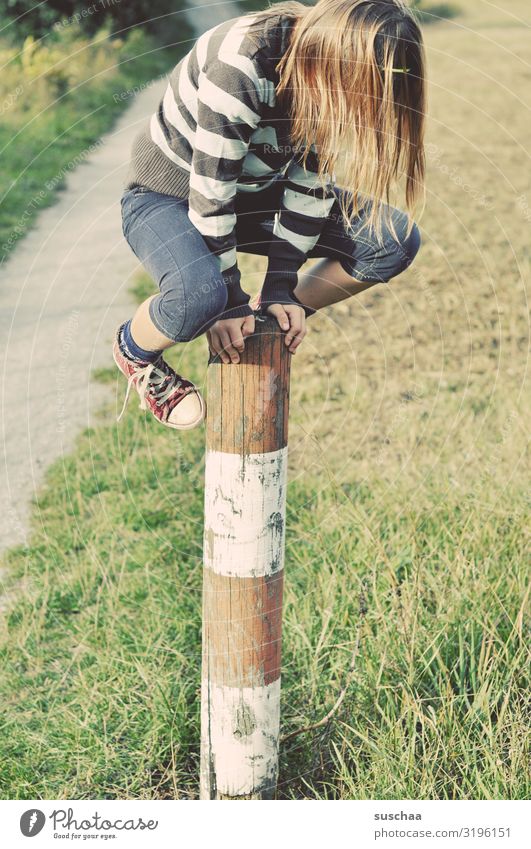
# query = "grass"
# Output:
<box><xmin>0</xmin><ymin>269</ymin><xmax>528</xmax><ymax>798</ymax></box>
<box><xmin>0</xmin><ymin>0</ymin><xmax>529</xmax><ymax>799</ymax></box>
<box><xmin>0</xmin><ymin>19</ymin><xmax>193</xmax><ymax>261</ymax></box>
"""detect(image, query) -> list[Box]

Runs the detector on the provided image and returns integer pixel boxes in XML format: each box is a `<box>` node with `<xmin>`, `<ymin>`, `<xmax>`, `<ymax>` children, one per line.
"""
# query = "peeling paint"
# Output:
<box><xmin>200</xmin><ymin>678</ymin><xmax>281</xmax><ymax>798</ymax></box>
<box><xmin>214</xmin><ymin>485</ymin><xmax>243</xmax><ymax>516</ymax></box>
<box><xmin>234</xmin><ymin>414</ymin><xmax>249</xmax><ymax>448</ymax></box>
<box><xmin>267</xmin><ymin>511</ymin><xmax>284</xmax><ymax>535</ymax></box>
<box><xmin>233</xmin><ymin>702</ymin><xmax>257</xmax><ymax>739</ymax></box>
<box><xmin>203</xmin><ymin>447</ymin><xmax>288</xmax><ymax>577</ymax></box>
<box><xmin>205</xmin><ymin>527</ymin><xmax>215</xmax><ymax>561</ymax></box>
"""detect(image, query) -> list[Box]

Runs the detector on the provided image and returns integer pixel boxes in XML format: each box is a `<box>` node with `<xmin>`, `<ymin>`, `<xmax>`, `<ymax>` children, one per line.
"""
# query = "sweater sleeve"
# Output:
<box><xmin>259</xmin><ymin>144</ymin><xmax>337</xmax><ymax>313</ymax></box>
<box><xmin>187</xmin><ymin>57</ymin><xmax>265</xmax><ymax>319</ymax></box>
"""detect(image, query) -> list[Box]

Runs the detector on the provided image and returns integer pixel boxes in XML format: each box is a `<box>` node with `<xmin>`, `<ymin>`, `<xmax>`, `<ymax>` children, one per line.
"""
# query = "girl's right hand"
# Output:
<box><xmin>264</xmin><ymin>303</ymin><xmax>306</xmax><ymax>354</ymax></box>
<box><xmin>206</xmin><ymin>314</ymin><xmax>255</xmax><ymax>364</ymax></box>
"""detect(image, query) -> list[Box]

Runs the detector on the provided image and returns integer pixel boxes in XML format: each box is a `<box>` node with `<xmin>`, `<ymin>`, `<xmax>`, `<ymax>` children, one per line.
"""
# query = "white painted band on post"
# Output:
<box><xmin>200</xmin><ymin>677</ymin><xmax>281</xmax><ymax>798</ymax></box>
<box><xmin>203</xmin><ymin>447</ymin><xmax>288</xmax><ymax>578</ymax></box>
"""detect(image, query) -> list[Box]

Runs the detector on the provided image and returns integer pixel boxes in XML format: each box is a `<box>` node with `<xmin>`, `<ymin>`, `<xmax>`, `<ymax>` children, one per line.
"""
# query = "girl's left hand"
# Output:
<box><xmin>206</xmin><ymin>314</ymin><xmax>255</xmax><ymax>364</ymax></box>
<box><xmin>265</xmin><ymin>303</ymin><xmax>306</xmax><ymax>354</ymax></box>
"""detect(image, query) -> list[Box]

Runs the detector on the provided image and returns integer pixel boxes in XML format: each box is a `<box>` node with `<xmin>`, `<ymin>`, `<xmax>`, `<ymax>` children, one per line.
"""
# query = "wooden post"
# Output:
<box><xmin>200</xmin><ymin>315</ymin><xmax>290</xmax><ymax>800</ymax></box>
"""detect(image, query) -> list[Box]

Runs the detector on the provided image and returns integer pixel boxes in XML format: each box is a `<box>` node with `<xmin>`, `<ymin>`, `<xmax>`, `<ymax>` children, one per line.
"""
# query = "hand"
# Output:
<box><xmin>264</xmin><ymin>303</ymin><xmax>306</xmax><ymax>354</ymax></box>
<box><xmin>206</xmin><ymin>314</ymin><xmax>255</xmax><ymax>364</ymax></box>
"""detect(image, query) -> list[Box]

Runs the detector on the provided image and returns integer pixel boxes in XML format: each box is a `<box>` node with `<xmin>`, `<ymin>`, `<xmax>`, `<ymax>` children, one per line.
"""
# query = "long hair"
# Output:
<box><xmin>244</xmin><ymin>0</ymin><xmax>427</xmax><ymax>242</ymax></box>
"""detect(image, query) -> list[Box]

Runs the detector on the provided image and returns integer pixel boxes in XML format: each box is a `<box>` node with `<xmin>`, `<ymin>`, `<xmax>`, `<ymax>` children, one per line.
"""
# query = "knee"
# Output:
<box><xmin>148</xmin><ymin>289</ymin><xmax>187</xmax><ymax>343</ymax></box>
<box><xmin>343</xmin><ymin>209</ymin><xmax>421</xmax><ymax>284</ymax></box>
<box><xmin>177</xmin><ymin>277</ymin><xmax>228</xmax><ymax>342</ymax></box>
<box><xmin>149</xmin><ymin>270</ymin><xmax>228</xmax><ymax>343</ymax></box>
<box><xmin>382</xmin><ymin>213</ymin><xmax>421</xmax><ymax>280</ymax></box>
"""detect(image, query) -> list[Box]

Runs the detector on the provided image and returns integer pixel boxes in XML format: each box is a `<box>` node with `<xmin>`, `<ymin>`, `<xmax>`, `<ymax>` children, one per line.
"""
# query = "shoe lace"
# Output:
<box><xmin>117</xmin><ymin>357</ymin><xmax>189</xmax><ymax>422</ymax></box>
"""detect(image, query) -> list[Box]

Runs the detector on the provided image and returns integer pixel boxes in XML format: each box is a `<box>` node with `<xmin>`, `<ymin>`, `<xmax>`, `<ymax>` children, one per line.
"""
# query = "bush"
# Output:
<box><xmin>0</xmin><ymin>0</ymin><xmax>188</xmax><ymax>44</ymax></box>
<box><xmin>0</xmin><ymin>17</ymin><xmax>190</xmax><ymax>256</ymax></box>
<box><xmin>412</xmin><ymin>1</ymin><xmax>460</xmax><ymax>22</ymax></box>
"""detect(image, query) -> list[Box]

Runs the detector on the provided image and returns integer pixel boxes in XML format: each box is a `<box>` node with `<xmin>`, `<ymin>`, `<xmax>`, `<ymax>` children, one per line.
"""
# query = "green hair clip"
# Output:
<box><xmin>391</xmin><ymin>67</ymin><xmax>410</xmax><ymax>74</ymax></box>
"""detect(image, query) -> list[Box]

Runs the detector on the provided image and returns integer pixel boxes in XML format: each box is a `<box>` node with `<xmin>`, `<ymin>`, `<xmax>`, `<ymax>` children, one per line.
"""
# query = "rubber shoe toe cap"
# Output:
<box><xmin>167</xmin><ymin>390</ymin><xmax>205</xmax><ymax>429</ymax></box>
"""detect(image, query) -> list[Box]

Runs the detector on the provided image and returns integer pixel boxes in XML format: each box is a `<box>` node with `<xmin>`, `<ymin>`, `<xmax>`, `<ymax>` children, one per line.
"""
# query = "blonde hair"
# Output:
<box><xmin>245</xmin><ymin>0</ymin><xmax>427</xmax><ymax>242</ymax></box>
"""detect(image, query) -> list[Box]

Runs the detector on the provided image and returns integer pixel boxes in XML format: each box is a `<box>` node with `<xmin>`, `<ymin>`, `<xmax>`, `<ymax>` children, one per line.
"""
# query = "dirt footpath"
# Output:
<box><xmin>0</xmin><ymin>1</ymin><xmax>240</xmax><ymax>554</ymax></box>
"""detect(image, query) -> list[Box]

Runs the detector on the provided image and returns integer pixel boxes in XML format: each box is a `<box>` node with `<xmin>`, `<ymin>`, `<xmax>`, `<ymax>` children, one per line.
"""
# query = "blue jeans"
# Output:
<box><xmin>120</xmin><ymin>179</ymin><xmax>421</xmax><ymax>343</ymax></box>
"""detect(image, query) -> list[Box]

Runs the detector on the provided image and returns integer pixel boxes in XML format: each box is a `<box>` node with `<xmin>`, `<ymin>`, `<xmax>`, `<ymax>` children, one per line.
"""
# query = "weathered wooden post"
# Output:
<box><xmin>200</xmin><ymin>314</ymin><xmax>290</xmax><ymax>800</ymax></box>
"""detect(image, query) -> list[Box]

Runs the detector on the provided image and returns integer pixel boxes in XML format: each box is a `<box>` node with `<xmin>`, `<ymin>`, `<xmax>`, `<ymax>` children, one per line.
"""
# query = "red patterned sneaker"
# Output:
<box><xmin>112</xmin><ymin>328</ymin><xmax>205</xmax><ymax>430</ymax></box>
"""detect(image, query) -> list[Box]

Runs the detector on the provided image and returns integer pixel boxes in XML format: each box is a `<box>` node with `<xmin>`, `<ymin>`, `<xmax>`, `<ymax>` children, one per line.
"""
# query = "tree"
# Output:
<box><xmin>0</xmin><ymin>0</ymin><xmax>187</xmax><ymax>42</ymax></box>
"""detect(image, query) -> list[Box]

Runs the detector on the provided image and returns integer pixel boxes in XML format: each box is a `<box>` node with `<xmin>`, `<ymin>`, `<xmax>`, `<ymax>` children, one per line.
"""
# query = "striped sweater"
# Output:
<box><xmin>124</xmin><ymin>10</ymin><xmax>337</xmax><ymax>318</ymax></box>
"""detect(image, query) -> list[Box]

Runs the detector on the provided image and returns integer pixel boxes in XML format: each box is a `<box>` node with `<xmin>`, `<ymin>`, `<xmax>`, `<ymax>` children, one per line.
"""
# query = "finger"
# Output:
<box><xmin>218</xmin><ymin>329</ymin><xmax>240</xmax><ymax>364</ymax></box>
<box><xmin>230</xmin><ymin>328</ymin><xmax>245</xmax><ymax>353</ymax></box>
<box><xmin>288</xmin><ymin>327</ymin><xmax>306</xmax><ymax>353</ymax></box>
<box><xmin>284</xmin><ymin>310</ymin><xmax>305</xmax><ymax>346</ymax></box>
<box><xmin>208</xmin><ymin>330</ymin><xmax>223</xmax><ymax>359</ymax></box>
<box><xmin>215</xmin><ymin>330</ymin><xmax>234</xmax><ymax>364</ymax></box>
<box><xmin>241</xmin><ymin>314</ymin><xmax>255</xmax><ymax>337</ymax></box>
<box><xmin>266</xmin><ymin>304</ymin><xmax>290</xmax><ymax>331</ymax></box>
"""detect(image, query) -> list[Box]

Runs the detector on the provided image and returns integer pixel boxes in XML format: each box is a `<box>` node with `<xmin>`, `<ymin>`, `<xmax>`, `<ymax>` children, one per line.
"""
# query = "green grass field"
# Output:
<box><xmin>0</xmin><ymin>18</ymin><xmax>193</xmax><ymax>260</ymax></box>
<box><xmin>0</xmin><ymin>1</ymin><xmax>529</xmax><ymax>799</ymax></box>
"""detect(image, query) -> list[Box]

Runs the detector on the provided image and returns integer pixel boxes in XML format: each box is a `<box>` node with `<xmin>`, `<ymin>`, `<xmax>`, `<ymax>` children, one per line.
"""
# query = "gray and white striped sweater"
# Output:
<box><xmin>124</xmin><ymin>10</ymin><xmax>337</xmax><ymax>317</ymax></box>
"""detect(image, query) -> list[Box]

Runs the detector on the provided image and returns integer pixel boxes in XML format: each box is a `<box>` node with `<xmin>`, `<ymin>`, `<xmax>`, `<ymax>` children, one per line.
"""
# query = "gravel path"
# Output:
<box><xmin>0</xmin><ymin>1</ymin><xmax>240</xmax><ymax>556</ymax></box>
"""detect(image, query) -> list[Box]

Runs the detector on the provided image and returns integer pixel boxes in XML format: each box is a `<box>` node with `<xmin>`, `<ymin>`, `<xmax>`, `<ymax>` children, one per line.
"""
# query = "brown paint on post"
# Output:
<box><xmin>200</xmin><ymin>315</ymin><xmax>291</xmax><ymax>800</ymax></box>
<box><xmin>202</xmin><ymin>569</ymin><xmax>283</xmax><ymax>688</ymax></box>
<box><xmin>206</xmin><ymin>316</ymin><xmax>290</xmax><ymax>455</ymax></box>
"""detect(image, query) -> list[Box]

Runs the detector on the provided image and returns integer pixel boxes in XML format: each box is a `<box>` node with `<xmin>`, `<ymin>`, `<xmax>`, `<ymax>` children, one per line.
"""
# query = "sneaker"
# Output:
<box><xmin>113</xmin><ymin>326</ymin><xmax>205</xmax><ymax>430</ymax></box>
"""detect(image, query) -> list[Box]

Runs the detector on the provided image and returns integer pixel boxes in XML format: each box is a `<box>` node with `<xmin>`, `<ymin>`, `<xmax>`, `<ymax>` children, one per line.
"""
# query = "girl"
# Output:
<box><xmin>115</xmin><ymin>0</ymin><xmax>426</xmax><ymax>429</ymax></box>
